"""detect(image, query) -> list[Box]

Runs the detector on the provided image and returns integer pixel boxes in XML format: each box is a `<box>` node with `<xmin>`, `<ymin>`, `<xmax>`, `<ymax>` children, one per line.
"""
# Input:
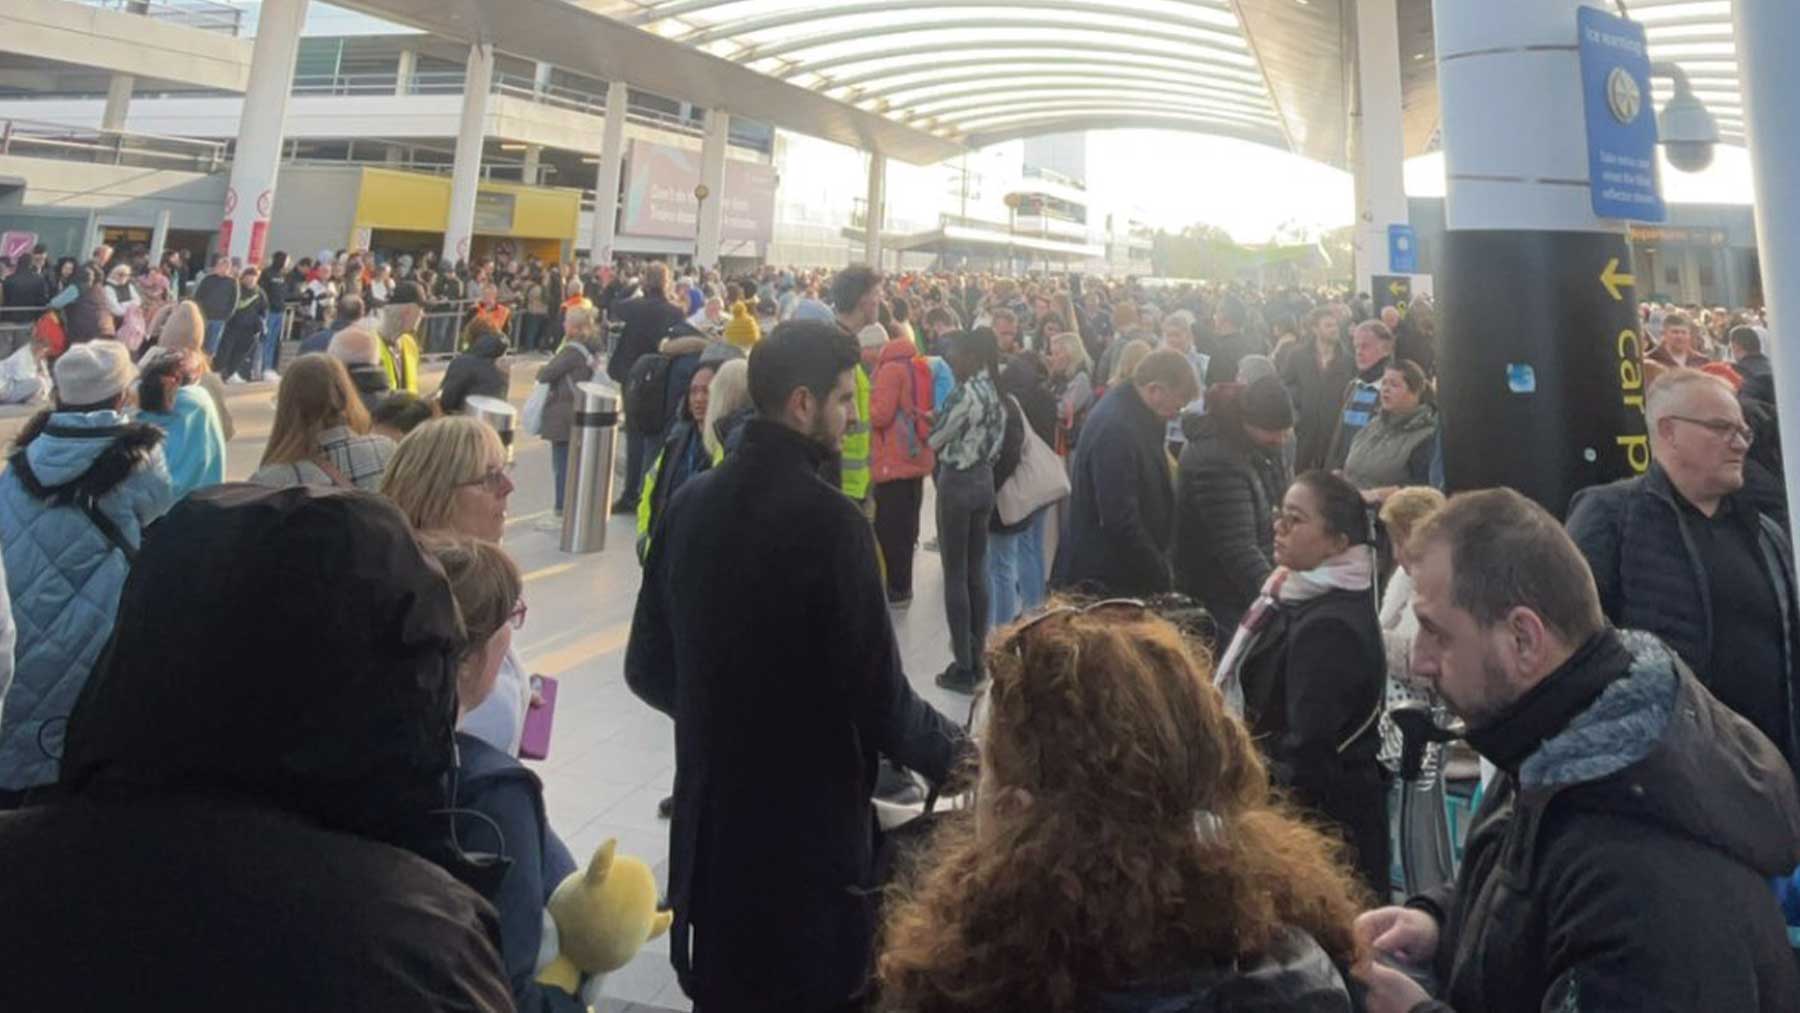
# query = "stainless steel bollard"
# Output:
<box><xmin>561</xmin><ymin>380</ymin><xmax>620</xmax><ymax>554</ymax></box>
<box><xmin>463</xmin><ymin>395</ymin><xmax>518</xmax><ymax>466</ymax></box>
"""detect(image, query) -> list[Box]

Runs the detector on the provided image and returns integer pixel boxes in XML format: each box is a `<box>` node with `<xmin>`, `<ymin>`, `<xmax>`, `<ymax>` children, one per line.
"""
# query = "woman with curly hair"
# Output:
<box><xmin>878</xmin><ymin>602</ymin><xmax>1365</xmax><ymax>1012</ymax></box>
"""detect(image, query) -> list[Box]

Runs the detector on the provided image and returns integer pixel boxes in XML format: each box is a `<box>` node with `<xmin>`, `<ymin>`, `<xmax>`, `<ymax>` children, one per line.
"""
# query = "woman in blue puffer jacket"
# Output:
<box><xmin>0</xmin><ymin>340</ymin><xmax>172</xmax><ymax>804</ymax></box>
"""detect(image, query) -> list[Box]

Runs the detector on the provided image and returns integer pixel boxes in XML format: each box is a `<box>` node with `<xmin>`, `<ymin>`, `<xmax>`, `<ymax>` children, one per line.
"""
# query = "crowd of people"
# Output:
<box><xmin>0</xmin><ymin>233</ymin><xmax>1794</xmax><ymax>1013</ymax></box>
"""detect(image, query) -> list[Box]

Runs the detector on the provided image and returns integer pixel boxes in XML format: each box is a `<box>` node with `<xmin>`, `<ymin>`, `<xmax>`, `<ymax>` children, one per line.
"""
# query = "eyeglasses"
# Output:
<box><xmin>1667</xmin><ymin>415</ymin><xmax>1754</xmax><ymax>446</ymax></box>
<box><xmin>1271</xmin><ymin>508</ymin><xmax>1309</xmax><ymax>531</ymax></box>
<box><xmin>1001</xmin><ymin>598</ymin><xmax>1150</xmax><ymax>655</ymax></box>
<box><xmin>457</xmin><ymin>465</ymin><xmax>512</xmax><ymax>494</ymax></box>
<box><xmin>509</xmin><ymin>600</ymin><xmax>528</xmax><ymax>631</ymax></box>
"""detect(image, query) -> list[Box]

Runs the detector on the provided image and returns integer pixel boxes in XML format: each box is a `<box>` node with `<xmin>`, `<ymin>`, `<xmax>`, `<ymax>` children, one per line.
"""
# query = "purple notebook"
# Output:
<box><xmin>521</xmin><ymin>675</ymin><xmax>557</xmax><ymax>761</ymax></box>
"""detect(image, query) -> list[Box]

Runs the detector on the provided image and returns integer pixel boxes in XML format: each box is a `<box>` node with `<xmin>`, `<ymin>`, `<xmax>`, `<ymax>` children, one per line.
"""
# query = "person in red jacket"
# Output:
<box><xmin>868</xmin><ymin>331</ymin><xmax>936</xmax><ymax>605</ymax></box>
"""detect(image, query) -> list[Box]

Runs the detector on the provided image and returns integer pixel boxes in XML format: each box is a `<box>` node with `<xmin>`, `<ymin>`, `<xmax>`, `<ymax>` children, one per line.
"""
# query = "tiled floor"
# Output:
<box><xmin>492</xmin><ymin>366</ymin><xmax>969</xmax><ymax>1012</ymax></box>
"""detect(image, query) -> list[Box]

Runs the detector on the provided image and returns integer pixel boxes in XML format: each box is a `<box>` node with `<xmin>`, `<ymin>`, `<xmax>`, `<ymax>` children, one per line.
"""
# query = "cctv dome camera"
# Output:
<box><xmin>1658</xmin><ymin>84</ymin><xmax>1720</xmax><ymax>173</ymax></box>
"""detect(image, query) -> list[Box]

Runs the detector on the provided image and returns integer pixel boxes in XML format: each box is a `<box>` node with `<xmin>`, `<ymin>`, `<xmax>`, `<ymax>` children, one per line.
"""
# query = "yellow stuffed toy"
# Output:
<box><xmin>536</xmin><ymin>838</ymin><xmax>674</xmax><ymax>996</ymax></box>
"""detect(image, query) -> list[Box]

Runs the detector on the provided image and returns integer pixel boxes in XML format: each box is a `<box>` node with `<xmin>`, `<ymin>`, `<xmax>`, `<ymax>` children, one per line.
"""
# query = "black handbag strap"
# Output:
<box><xmin>78</xmin><ymin>497</ymin><xmax>137</xmax><ymax>564</ymax></box>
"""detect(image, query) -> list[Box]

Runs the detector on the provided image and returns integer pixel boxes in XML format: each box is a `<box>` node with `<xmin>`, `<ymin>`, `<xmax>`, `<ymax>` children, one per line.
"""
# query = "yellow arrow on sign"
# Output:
<box><xmin>1600</xmin><ymin>257</ymin><xmax>1636</xmax><ymax>301</ymax></box>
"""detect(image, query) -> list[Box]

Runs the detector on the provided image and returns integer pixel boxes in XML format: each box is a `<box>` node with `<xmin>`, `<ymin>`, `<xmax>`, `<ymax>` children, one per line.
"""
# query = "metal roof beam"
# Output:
<box><xmin>962</xmin><ymin>112</ymin><xmax>1286</xmax><ymax>149</ymax></box>
<box><xmin>946</xmin><ymin>98</ymin><xmax>1278</xmax><ymax>133</ymax></box>
<box><xmin>834</xmin><ymin>56</ymin><xmax>1268</xmax><ymax>98</ymax></box>
<box><xmin>794</xmin><ymin>38</ymin><xmax>1267</xmax><ymax>84</ymax></box>
<box><xmin>632</xmin><ymin>0</ymin><xmax>1233</xmax><ymax>27</ymax></box>
<box><xmin>676</xmin><ymin>0</ymin><xmax>1243</xmax><ymax>47</ymax></box>
<box><xmin>752</xmin><ymin>20</ymin><xmax>1255</xmax><ymax>73</ymax></box>
<box><xmin>862</xmin><ymin>65</ymin><xmax>1273</xmax><ymax>105</ymax></box>
<box><xmin>901</xmin><ymin>84</ymin><xmax>1275</xmax><ymax>123</ymax></box>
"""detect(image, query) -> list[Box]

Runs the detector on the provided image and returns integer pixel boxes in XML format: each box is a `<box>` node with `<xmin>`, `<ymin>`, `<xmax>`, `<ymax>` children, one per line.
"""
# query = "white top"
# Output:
<box><xmin>459</xmin><ymin>646</ymin><xmax>530</xmax><ymax>756</ymax></box>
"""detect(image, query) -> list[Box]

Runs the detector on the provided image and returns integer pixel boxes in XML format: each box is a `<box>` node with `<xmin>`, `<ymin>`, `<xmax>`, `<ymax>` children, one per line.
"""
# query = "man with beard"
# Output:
<box><xmin>626</xmin><ymin>319</ymin><xmax>967</xmax><ymax>1013</ymax></box>
<box><xmin>1356</xmin><ymin>487</ymin><xmax>1800</xmax><ymax>1013</ymax></box>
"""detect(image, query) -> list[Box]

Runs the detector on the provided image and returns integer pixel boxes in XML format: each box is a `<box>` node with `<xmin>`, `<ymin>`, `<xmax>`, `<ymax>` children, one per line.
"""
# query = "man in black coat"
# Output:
<box><xmin>0</xmin><ymin>486</ymin><xmax>513</xmax><ymax>1012</ymax></box>
<box><xmin>1052</xmin><ymin>347</ymin><xmax>1198</xmax><ymax>597</ymax></box>
<box><xmin>1202</xmin><ymin>294</ymin><xmax>1263</xmax><ymax>387</ymax></box>
<box><xmin>1567</xmin><ymin>369</ymin><xmax>1799</xmax><ymax>774</ymax></box>
<box><xmin>626</xmin><ymin>320</ymin><xmax>967</xmax><ymax>1013</ymax></box>
<box><xmin>438</xmin><ymin>324</ymin><xmax>511</xmax><ymax>413</ymax></box>
<box><xmin>1174</xmin><ymin>376</ymin><xmax>1293</xmax><ymax>632</ymax></box>
<box><xmin>1731</xmin><ymin>324</ymin><xmax>1777</xmax><ymax>405</ymax></box>
<box><xmin>607</xmin><ymin>261</ymin><xmax>687</xmax><ymax>512</ymax></box>
<box><xmin>1356</xmin><ymin>488</ymin><xmax>1800</xmax><ymax>1013</ymax></box>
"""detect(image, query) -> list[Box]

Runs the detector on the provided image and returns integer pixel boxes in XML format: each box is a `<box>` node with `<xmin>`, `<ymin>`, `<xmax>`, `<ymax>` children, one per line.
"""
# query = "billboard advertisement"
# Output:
<box><xmin>620</xmin><ymin>139</ymin><xmax>776</xmax><ymax>245</ymax></box>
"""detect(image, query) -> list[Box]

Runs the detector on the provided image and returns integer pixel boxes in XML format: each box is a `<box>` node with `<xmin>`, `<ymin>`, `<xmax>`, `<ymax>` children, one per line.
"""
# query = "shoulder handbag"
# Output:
<box><xmin>77</xmin><ymin>496</ymin><xmax>138</xmax><ymax>564</ymax></box>
<box><xmin>996</xmin><ymin>395</ymin><xmax>1072</xmax><ymax>526</ymax></box>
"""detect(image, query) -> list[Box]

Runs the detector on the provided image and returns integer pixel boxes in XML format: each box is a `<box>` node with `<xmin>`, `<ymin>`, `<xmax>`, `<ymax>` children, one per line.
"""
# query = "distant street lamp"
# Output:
<box><xmin>693</xmin><ymin>183</ymin><xmax>710</xmax><ymax>265</ymax></box>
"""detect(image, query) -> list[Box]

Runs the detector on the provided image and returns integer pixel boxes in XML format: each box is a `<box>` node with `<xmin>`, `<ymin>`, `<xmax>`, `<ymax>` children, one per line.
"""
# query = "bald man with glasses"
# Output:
<box><xmin>1569</xmin><ymin>368</ymin><xmax>1800</xmax><ymax>775</ymax></box>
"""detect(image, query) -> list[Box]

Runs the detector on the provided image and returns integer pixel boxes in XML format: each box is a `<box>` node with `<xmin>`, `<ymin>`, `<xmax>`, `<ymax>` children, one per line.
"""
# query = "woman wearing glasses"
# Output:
<box><xmin>383</xmin><ymin>417</ymin><xmax>533</xmax><ymax>756</ymax></box>
<box><xmin>424</xmin><ymin>534</ymin><xmax>589</xmax><ymax>1013</ymax></box>
<box><xmin>1213</xmin><ymin>470</ymin><xmax>1389</xmax><ymax>896</ymax></box>
<box><xmin>879</xmin><ymin>603</ymin><xmax>1363</xmax><ymax>1011</ymax></box>
<box><xmin>249</xmin><ymin>354</ymin><xmax>395</xmax><ymax>491</ymax></box>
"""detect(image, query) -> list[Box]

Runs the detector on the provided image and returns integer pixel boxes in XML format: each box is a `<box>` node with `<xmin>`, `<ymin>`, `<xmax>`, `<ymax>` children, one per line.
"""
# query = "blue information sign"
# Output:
<box><xmin>1388</xmin><ymin>224</ymin><xmax>1418</xmax><ymax>274</ymax></box>
<box><xmin>1577</xmin><ymin>6</ymin><xmax>1666</xmax><ymax>222</ymax></box>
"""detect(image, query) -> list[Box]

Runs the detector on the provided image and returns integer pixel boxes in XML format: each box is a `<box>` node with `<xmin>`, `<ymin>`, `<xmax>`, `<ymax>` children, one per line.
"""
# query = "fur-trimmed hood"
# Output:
<box><xmin>1518</xmin><ymin>630</ymin><xmax>1800</xmax><ymax>878</ymax></box>
<box><xmin>8</xmin><ymin>409</ymin><xmax>165</xmax><ymax>504</ymax></box>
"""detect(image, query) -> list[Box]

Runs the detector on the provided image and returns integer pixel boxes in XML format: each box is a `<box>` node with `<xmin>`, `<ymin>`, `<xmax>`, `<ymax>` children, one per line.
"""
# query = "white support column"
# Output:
<box><xmin>443</xmin><ymin>42</ymin><xmax>495</xmax><ymax>266</ymax></box>
<box><xmin>101</xmin><ymin>74</ymin><xmax>133</xmax><ymax>133</ymax></box>
<box><xmin>590</xmin><ymin>81</ymin><xmax>627</xmax><ymax>264</ymax></box>
<box><xmin>220</xmin><ymin>0</ymin><xmax>309</xmax><ymax>266</ymax></box>
<box><xmin>695</xmin><ymin>110</ymin><xmax>728</xmax><ymax>269</ymax></box>
<box><xmin>149</xmin><ymin>208</ymin><xmax>171</xmax><ymax>263</ymax></box>
<box><xmin>1735</xmin><ymin>0</ymin><xmax>1800</xmax><ymax>548</ymax></box>
<box><xmin>865</xmin><ymin>150</ymin><xmax>887</xmax><ymax>269</ymax></box>
<box><xmin>1352</xmin><ymin>0</ymin><xmax>1407</xmax><ymax>296</ymax></box>
<box><xmin>522</xmin><ymin>144</ymin><xmax>542</xmax><ymax>186</ymax></box>
<box><xmin>394</xmin><ymin>47</ymin><xmax>416</xmax><ymax>96</ymax></box>
<box><xmin>534</xmin><ymin>61</ymin><xmax>554</xmax><ymax>96</ymax></box>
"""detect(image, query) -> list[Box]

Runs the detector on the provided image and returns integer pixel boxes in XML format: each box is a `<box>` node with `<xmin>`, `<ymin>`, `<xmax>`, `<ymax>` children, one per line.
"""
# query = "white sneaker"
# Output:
<box><xmin>263</xmin><ymin>369</ymin><xmax>280</xmax><ymax>382</ymax></box>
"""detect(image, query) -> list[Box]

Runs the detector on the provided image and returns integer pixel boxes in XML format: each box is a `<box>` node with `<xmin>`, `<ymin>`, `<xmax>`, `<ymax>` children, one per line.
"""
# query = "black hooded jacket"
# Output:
<box><xmin>439</xmin><ymin>331</ymin><xmax>511</xmax><ymax>413</ymax></box>
<box><xmin>1411</xmin><ymin>629</ymin><xmax>1800</xmax><ymax>1013</ymax></box>
<box><xmin>1174</xmin><ymin>408</ymin><xmax>1289</xmax><ymax>632</ymax></box>
<box><xmin>0</xmin><ymin>485</ymin><xmax>513</xmax><ymax>1012</ymax></box>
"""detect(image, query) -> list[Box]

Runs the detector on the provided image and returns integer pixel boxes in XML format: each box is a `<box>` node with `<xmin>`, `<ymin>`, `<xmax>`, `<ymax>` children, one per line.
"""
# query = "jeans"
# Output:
<box><xmin>203</xmin><ymin>319</ymin><xmax>225</xmax><ymax>359</ymax></box>
<box><xmin>550</xmin><ymin>440</ymin><xmax>570</xmax><ymax>513</ymax></box>
<box><xmin>257</xmin><ymin>309</ymin><xmax>285</xmax><ymax>379</ymax></box>
<box><xmin>522</xmin><ymin>313</ymin><xmax>547</xmax><ymax>352</ymax></box>
<box><xmin>873</xmin><ymin>477</ymin><xmax>924</xmax><ymax>598</ymax></box>
<box><xmin>988</xmin><ymin>506</ymin><xmax>1050</xmax><ymax>626</ymax></box>
<box><xmin>937</xmin><ymin>463</ymin><xmax>996</xmax><ymax>676</ymax></box>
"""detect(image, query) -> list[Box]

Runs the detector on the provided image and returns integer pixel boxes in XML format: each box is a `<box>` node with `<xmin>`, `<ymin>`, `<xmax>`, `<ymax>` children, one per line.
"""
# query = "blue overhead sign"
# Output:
<box><xmin>1388</xmin><ymin>224</ymin><xmax>1417</xmax><ymax>274</ymax></box>
<box><xmin>1577</xmin><ymin>6</ymin><xmax>1666</xmax><ymax>222</ymax></box>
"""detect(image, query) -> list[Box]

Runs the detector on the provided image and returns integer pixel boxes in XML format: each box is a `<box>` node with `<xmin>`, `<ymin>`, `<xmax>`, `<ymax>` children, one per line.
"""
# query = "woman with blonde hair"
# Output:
<box><xmin>382</xmin><ymin>416</ymin><xmax>530</xmax><ymax>756</ymax></box>
<box><xmin>1375</xmin><ymin>485</ymin><xmax>1449</xmax><ymax>772</ymax></box>
<box><xmin>148</xmin><ymin>299</ymin><xmax>233</xmax><ymax>439</ymax></box>
<box><xmin>879</xmin><ymin>604</ymin><xmax>1363</xmax><ymax>1011</ymax></box>
<box><xmin>1106</xmin><ymin>337</ymin><xmax>1153</xmax><ymax>391</ymax></box>
<box><xmin>249</xmin><ymin>353</ymin><xmax>394</xmax><ymax>490</ymax></box>
<box><xmin>701</xmin><ymin>357</ymin><xmax>752</xmax><ymax>460</ymax></box>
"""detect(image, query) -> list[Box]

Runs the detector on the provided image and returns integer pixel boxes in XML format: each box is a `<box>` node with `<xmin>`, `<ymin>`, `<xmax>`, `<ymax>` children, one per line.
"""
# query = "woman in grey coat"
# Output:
<box><xmin>1343</xmin><ymin>359</ymin><xmax>1438</xmax><ymax>498</ymax></box>
<box><xmin>535</xmin><ymin>305</ymin><xmax>603</xmax><ymax>526</ymax></box>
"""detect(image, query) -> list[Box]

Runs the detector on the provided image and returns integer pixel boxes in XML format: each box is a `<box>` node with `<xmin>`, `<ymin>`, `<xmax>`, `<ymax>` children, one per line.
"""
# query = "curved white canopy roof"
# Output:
<box><xmin>599</xmin><ymin>0</ymin><xmax>1292</xmax><ymax>151</ymax></box>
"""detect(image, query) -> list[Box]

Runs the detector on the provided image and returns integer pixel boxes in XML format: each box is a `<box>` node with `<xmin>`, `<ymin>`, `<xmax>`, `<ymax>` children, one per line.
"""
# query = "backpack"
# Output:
<box><xmin>624</xmin><ymin>352</ymin><xmax>673</xmax><ymax>434</ymax></box>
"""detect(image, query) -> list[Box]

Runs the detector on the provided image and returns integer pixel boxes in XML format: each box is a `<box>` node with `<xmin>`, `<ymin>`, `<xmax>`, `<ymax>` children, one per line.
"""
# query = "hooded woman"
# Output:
<box><xmin>0</xmin><ymin>486</ymin><xmax>512</xmax><ymax>1009</ymax></box>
